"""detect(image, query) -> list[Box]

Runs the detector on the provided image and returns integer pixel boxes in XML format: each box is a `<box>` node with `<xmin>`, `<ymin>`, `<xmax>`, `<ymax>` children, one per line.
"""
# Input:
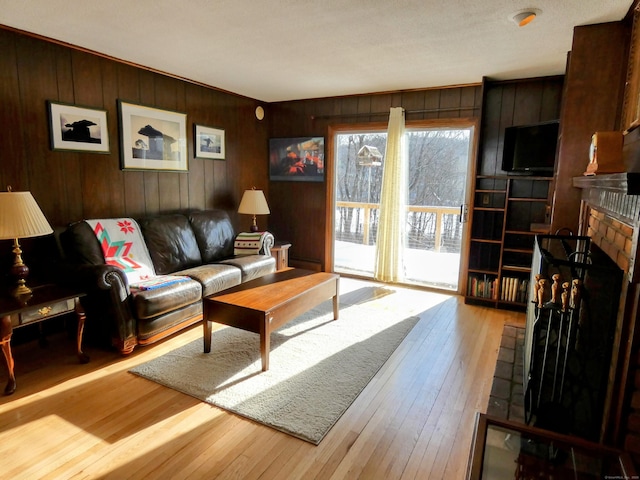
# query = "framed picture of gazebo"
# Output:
<box><xmin>118</xmin><ymin>101</ymin><xmax>188</xmax><ymax>171</ymax></box>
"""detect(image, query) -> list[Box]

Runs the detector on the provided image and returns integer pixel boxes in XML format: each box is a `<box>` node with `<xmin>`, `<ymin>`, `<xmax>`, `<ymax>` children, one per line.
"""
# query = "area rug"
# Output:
<box><xmin>130</xmin><ymin>292</ymin><xmax>419</xmax><ymax>445</ymax></box>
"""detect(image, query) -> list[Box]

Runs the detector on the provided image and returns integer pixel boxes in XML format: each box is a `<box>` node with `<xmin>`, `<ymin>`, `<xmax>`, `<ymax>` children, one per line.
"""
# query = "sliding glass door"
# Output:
<box><xmin>332</xmin><ymin>122</ymin><xmax>475</xmax><ymax>292</ymax></box>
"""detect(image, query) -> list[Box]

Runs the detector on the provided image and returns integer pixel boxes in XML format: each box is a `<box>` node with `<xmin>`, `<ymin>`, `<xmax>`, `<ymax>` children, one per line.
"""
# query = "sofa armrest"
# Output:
<box><xmin>74</xmin><ymin>263</ymin><xmax>128</xmax><ymax>291</ymax></box>
<box><xmin>65</xmin><ymin>263</ymin><xmax>138</xmax><ymax>355</ymax></box>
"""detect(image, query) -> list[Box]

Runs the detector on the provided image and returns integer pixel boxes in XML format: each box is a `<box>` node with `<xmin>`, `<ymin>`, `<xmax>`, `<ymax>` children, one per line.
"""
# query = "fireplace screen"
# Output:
<box><xmin>524</xmin><ymin>235</ymin><xmax>623</xmax><ymax>441</ymax></box>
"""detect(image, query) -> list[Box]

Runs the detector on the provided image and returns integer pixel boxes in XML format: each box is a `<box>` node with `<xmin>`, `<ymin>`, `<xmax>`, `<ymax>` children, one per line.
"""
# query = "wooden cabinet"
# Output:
<box><xmin>465</xmin><ymin>176</ymin><xmax>551</xmax><ymax>309</ymax></box>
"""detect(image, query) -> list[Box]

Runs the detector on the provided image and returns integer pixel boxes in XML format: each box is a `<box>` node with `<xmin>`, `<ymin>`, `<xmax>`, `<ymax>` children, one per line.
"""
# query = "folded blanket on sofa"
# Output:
<box><xmin>130</xmin><ymin>275</ymin><xmax>190</xmax><ymax>292</ymax></box>
<box><xmin>86</xmin><ymin>218</ymin><xmax>156</xmax><ymax>284</ymax></box>
<box><xmin>234</xmin><ymin>231</ymin><xmax>273</xmax><ymax>256</ymax></box>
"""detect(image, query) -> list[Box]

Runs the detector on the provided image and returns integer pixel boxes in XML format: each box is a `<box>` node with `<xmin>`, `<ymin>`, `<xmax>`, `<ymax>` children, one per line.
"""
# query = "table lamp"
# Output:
<box><xmin>238</xmin><ymin>188</ymin><xmax>270</xmax><ymax>232</ymax></box>
<box><xmin>0</xmin><ymin>187</ymin><xmax>53</xmax><ymax>297</ymax></box>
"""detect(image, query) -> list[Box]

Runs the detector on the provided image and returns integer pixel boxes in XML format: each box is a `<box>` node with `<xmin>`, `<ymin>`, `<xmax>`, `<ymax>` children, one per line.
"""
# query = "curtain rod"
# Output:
<box><xmin>310</xmin><ymin>105</ymin><xmax>478</xmax><ymax>120</ymax></box>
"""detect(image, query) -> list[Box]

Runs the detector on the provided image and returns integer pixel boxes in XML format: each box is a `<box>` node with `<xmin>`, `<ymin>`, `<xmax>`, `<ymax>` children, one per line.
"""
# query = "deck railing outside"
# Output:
<box><xmin>335</xmin><ymin>201</ymin><xmax>463</xmax><ymax>253</ymax></box>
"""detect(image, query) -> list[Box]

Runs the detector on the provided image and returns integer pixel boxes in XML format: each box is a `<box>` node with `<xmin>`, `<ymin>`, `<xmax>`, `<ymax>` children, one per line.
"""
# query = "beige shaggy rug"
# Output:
<box><xmin>130</xmin><ymin>288</ymin><xmax>420</xmax><ymax>444</ymax></box>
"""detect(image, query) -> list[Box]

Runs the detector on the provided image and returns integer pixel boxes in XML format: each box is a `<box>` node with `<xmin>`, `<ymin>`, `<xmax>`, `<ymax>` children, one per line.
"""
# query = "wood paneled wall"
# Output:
<box><xmin>0</xmin><ymin>26</ymin><xmax>572</xmax><ymax>275</ymax></box>
<box><xmin>479</xmin><ymin>77</ymin><xmax>564</xmax><ymax>177</ymax></box>
<box><xmin>0</xmin><ymin>27</ymin><xmax>268</xmax><ymax>234</ymax></box>
<box><xmin>552</xmin><ymin>22</ymin><xmax>629</xmax><ymax>234</ymax></box>
<box><xmin>268</xmin><ymin>87</ymin><xmax>483</xmax><ymax>269</ymax></box>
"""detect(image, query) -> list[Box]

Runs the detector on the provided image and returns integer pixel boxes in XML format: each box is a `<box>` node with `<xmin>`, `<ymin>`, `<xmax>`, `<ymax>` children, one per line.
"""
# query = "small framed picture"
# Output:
<box><xmin>48</xmin><ymin>101</ymin><xmax>110</xmax><ymax>153</ymax></box>
<box><xmin>195</xmin><ymin>125</ymin><xmax>225</xmax><ymax>160</ymax></box>
<box><xmin>118</xmin><ymin>101</ymin><xmax>188</xmax><ymax>172</ymax></box>
<box><xmin>269</xmin><ymin>136</ymin><xmax>325</xmax><ymax>182</ymax></box>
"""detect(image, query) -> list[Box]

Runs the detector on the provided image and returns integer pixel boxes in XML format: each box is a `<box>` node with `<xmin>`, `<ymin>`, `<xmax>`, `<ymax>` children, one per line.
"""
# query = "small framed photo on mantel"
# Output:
<box><xmin>48</xmin><ymin>101</ymin><xmax>110</xmax><ymax>153</ymax></box>
<box><xmin>195</xmin><ymin>125</ymin><xmax>225</xmax><ymax>160</ymax></box>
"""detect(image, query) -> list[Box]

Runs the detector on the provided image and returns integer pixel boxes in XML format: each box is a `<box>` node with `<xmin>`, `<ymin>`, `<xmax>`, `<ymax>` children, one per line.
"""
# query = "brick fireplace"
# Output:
<box><xmin>574</xmin><ymin>173</ymin><xmax>640</xmax><ymax>463</ymax></box>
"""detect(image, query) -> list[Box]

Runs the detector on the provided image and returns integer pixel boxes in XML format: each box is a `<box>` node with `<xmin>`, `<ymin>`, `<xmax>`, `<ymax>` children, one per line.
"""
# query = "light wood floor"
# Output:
<box><xmin>0</xmin><ymin>278</ymin><xmax>524</xmax><ymax>479</ymax></box>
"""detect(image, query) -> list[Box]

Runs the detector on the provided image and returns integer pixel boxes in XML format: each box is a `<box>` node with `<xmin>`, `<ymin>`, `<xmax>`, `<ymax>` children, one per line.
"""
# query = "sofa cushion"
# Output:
<box><xmin>131</xmin><ymin>278</ymin><xmax>202</xmax><ymax>319</ymax></box>
<box><xmin>176</xmin><ymin>264</ymin><xmax>241</xmax><ymax>297</ymax></box>
<box><xmin>188</xmin><ymin>210</ymin><xmax>235</xmax><ymax>263</ymax></box>
<box><xmin>139</xmin><ymin>214</ymin><xmax>202</xmax><ymax>274</ymax></box>
<box><xmin>220</xmin><ymin>254</ymin><xmax>276</xmax><ymax>282</ymax></box>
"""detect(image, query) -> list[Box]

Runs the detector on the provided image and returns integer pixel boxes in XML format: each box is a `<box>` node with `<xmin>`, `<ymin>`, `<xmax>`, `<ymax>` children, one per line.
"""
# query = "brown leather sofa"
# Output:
<box><xmin>60</xmin><ymin>210</ymin><xmax>275</xmax><ymax>354</ymax></box>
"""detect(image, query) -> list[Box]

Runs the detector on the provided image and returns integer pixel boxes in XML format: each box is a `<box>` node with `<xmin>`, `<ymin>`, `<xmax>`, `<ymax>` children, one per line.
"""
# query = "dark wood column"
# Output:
<box><xmin>552</xmin><ymin>23</ymin><xmax>629</xmax><ymax>234</ymax></box>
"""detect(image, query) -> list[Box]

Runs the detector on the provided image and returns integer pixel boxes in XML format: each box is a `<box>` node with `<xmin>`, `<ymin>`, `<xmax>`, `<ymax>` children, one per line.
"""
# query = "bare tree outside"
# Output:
<box><xmin>334</xmin><ymin>127</ymin><xmax>472</xmax><ymax>289</ymax></box>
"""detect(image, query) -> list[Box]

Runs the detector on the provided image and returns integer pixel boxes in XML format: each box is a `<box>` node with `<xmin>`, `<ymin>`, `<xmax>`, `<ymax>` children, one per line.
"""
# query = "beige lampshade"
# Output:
<box><xmin>0</xmin><ymin>191</ymin><xmax>53</xmax><ymax>240</ymax></box>
<box><xmin>238</xmin><ymin>189</ymin><xmax>270</xmax><ymax>215</ymax></box>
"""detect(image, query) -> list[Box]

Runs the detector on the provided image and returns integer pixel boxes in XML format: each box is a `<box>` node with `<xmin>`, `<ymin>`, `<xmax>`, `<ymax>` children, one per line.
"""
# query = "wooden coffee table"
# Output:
<box><xmin>203</xmin><ymin>269</ymin><xmax>339</xmax><ymax>371</ymax></box>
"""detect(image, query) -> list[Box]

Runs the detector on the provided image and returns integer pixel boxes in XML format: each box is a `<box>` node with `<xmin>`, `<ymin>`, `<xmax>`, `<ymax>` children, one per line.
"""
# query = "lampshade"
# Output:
<box><xmin>0</xmin><ymin>190</ymin><xmax>53</xmax><ymax>240</ymax></box>
<box><xmin>238</xmin><ymin>189</ymin><xmax>270</xmax><ymax>215</ymax></box>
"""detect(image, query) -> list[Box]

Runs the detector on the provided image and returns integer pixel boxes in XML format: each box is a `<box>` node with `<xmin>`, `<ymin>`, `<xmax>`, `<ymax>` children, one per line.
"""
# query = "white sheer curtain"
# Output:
<box><xmin>374</xmin><ymin>107</ymin><xmax>406</xmax><ymax>283</ymax></box>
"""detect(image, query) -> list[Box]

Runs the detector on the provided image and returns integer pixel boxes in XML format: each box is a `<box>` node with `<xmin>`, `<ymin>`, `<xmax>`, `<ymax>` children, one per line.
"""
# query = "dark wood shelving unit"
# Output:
<box><xmin>465</xmin><ymin>175</ymin><xmax>552</xmax><ymax>309</ymax></box>
<box><xmin>465</xmin><ymin>76</ymin><xmax>563</xmax><ymax>309</ymax></box>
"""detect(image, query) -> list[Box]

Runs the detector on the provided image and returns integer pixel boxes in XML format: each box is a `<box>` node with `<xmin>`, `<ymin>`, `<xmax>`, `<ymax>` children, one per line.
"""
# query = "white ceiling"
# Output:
<box><xmin>0</xmin><ymin>1</ymin><xmax>633</xmax><ymax>103</ymax></box>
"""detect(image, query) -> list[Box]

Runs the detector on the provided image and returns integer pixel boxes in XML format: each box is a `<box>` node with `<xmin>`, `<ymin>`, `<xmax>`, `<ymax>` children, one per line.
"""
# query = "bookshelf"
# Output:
<box><xmin>465</xmin><ymin>175</ymin><xmax>552</xmax><ymax>309</ymax></box>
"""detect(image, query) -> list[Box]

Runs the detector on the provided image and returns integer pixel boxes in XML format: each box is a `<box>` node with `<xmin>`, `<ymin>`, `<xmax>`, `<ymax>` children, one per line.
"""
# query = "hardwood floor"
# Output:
<box><xmin>0</xmin><ymin>278</ymin><xmax>524</xmax><ymax>479</ymax></box>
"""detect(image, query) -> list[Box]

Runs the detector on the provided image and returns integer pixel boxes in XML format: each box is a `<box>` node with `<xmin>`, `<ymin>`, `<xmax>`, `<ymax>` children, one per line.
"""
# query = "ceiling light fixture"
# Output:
<box><xmin>511</xmin><ymin>9</ymin><xmax>539</xmax><ymax>27</ymax></box>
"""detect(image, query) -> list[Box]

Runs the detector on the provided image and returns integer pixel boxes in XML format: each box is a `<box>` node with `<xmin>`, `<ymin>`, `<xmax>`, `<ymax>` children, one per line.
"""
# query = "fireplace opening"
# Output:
<box><xmin>524</xmin><ymin>236</ymin><xmax>623</xmax><ymax>441</ymax></box>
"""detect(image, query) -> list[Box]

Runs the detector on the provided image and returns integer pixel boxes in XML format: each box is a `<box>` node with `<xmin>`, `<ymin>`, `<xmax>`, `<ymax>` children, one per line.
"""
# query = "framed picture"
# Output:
<box><xmin>195</xmin><ymin>125</ymin><xmax>225</xmax><ymax>159</ymax></box>
<box><xmin>48</xmin><ymin>101</ymin><xmax>109</xmax><ymax>153</ymax></box>
<box><xmin>118</xmin><ymin>101</ymin><xmax>188</xmax><ymax>171</ymax></box>
<box><xmin>269</xmin><ymin>136</ymin><xmax>325</xmax><ymax>182</ymax></box>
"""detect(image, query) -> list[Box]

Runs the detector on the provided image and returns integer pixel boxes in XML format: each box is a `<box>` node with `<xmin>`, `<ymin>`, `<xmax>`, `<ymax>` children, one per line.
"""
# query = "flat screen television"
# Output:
<box><xmin>501</xmin><ymin>121</ymin><xmax>559</xmax><ymax>174</ymax></box>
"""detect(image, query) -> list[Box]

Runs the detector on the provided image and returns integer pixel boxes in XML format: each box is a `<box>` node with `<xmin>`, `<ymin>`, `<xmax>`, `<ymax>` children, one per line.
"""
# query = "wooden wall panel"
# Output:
<box><xmin>478</xmin><ymin>77</ymin><xmax>564</xmax><ymax>177</ymax></box>
<box><xmin>479</xmin><ymin>85</ymin><xmax>503</xmax><ymax>176</ymax></box>
<box><xmin>0</xmin><ymin>26</ymin><xmax>570</xmax><ymax>276</ymax></box>
<box><xmin>422</xmin><ymin>89</ymin><xmax>441</xmax><ymax>119</ymax></box>
<box><xmin>269</xmin><ymin>86</ymin><xmax>483</xmax><ymax>269</ymax></box>
<box><xmin>0</xmin><ymin>27</ymin><xmax>266</xmax><ymax>239</ymax></box>
<box><xmin>552</xmin><ymin>22</ymin><xmax>629</xmax><ymax>234</ymax></box>
<box><xmin>402</xmin><ymin>91</ymin><xmax>427</xmax><ymax>121</ymax></box>
<box><xmin>0</xmin><ymin>33</ymin><xmax>23</xmax><ymax>192</ymax></box>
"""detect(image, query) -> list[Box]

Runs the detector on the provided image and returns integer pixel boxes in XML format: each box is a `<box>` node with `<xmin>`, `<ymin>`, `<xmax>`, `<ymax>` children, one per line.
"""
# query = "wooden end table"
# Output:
<box><xmin>270</xmin><ymin>241</ymin><xmax>291</xmax><ymax>271</ymax></box>
<box><xmin>203</xmin><ymin>269</ymin><xmax>339</xmax><ymax>371</ymax></box>
<box><xmin>0</xmin><ymin>284</ymin><xmax>88</xmax><ymax>395</ymax></box>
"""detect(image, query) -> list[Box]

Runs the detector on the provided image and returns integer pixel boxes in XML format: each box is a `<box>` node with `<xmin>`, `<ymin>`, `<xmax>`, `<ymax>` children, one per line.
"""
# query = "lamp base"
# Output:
<box><xmin>12</xmin><ymin>282</ymin><xmax>33</xmax><ymax>300</ymax></box>
<box><xmin>10</xmin><ymin>238</ymin><xmax>32</xmax><ymax>299</ymax></box>
<box><xmin>250</xmin><ymin>215</ymin><xmax>259</xmax><ymax>232</ymax></box>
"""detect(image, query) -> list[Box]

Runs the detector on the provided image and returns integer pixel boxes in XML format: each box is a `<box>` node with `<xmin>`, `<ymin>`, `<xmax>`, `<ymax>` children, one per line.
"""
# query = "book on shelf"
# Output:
<box><xmin>500</xmin><ymin>276</ymin><xmax>529</xmax><ymax>303</ymax></box>
<box><xmin>468</xmin><ymin>274</ymin><xmax>498</xmax><ymax>299</ymax></box>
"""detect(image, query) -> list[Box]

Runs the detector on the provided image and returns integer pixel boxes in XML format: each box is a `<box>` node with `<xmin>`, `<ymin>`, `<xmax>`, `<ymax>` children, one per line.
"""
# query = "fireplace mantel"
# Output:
<box><xmin>573</xmin><ymin>172</ymin><xmax>640</xmax><ymax>242</ymax></box>
<box><xmin>573</xmin><ymin>173</ymin><xmax>640</xmax><ymax>195</ymax></box>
